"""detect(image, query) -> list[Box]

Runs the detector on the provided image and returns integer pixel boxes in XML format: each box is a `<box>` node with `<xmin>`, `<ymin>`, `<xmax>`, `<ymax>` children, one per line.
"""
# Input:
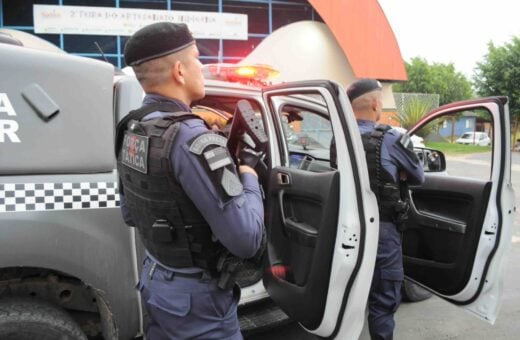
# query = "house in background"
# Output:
<box><xmin>438</xmin><ymin>112</ymin><xmax>493</xmax><ymax>139</ymax></box>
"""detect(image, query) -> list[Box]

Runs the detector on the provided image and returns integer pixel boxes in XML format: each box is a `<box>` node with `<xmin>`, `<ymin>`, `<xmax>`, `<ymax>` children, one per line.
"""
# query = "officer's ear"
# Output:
<box><xmin>371</xmin><ymin>93</ymin><xmax>383</xmax><ymax>112</ymax></box>
<box><xmin>371</xmin><ymin>97</ymin><xmax>378</xmax><ymax>112</ymax></box>
<box><xmin>171</xmin><ymin>60</ymin><xmax>185</xmax><ymax>85</ymax></box>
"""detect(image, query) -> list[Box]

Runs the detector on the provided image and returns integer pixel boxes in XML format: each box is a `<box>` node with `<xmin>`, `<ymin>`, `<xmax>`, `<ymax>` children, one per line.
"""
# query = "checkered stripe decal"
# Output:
<box><xmin>0</xmin><ymin>182</ymin><xmax>120</xmax><ymax>213</ymax></box>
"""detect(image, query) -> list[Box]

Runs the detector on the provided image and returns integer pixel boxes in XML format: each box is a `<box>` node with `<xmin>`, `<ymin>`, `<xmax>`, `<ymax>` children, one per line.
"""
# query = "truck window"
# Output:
<box><xmin>276</xmin><ymin>102</ymin><xmax>333</xmax><ymax>172</ymax></box>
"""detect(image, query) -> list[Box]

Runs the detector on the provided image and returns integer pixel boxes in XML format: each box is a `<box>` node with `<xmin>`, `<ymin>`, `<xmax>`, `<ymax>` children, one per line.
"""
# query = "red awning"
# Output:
<box><xmin>308</xmin><ymin>0</ymin><xmax>407</xmax><ymax>81</ymax></box>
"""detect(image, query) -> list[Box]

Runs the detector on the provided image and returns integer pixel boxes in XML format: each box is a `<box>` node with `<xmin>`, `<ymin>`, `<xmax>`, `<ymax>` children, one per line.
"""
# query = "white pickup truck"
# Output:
<box><xmin>0</xmin><ymin>29</ymin><xmax>515</xmax><ymax>340</ymax></box>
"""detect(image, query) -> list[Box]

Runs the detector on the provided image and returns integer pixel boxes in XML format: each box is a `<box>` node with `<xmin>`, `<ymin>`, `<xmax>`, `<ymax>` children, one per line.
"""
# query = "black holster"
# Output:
<box><xmin>393</xmin><ymin>199</ymin><xmax>410</xmax><ymax>232</ymax></box>
<box><xmin>216</xmin><ymin>252</ymin><xmax>243</xmax><ymax>290</ymax></box>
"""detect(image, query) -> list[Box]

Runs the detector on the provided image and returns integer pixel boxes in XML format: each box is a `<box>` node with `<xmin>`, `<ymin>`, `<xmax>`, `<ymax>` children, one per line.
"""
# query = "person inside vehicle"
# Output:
<box><xmin>347</xmin><ymin>78</ymin><xmax>425</xmax><ymax>340</ymax></box>
<box><xmin>116</xmin><ymin>22</ymin><xmax>265</xmax><ymax>339</ymax></box>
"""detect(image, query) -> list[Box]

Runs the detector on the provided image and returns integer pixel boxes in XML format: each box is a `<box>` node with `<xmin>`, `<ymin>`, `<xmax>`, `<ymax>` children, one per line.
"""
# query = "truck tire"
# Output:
<box><xmin>0</xmin><ymin>298</ymin><xmax>87</xmax><ymax>340</ymax></box>
<box><xmin>401</xmin><ymin>280</ymin><xmax>432</xmax><ymax>302</ymax></box>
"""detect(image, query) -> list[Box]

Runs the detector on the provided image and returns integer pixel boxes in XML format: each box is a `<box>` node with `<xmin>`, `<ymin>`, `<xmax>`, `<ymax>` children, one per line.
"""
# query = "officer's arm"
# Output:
<box><xmin>173</xmin><ymin>125</ymin><xmax>264</xmax><ymax>259</ymax></box>
<box><xmin>239</xmin><ymin>165</ymin><xmax>258</xmax><ymax>177</ymax></box>
<box><xmin>397</xmin><ymin>152</ymin><xmax>424</xmax><ymax>185</ymax></box>
<box><xmin>390</xmin><ymin>133</ymin><xmax>425</xmax><ymax>185</ymax></box>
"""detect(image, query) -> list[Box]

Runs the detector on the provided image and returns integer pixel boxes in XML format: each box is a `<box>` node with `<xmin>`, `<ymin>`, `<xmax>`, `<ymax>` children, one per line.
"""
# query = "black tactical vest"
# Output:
<box><xmin>361</xmin><ymin>124</ymin><xmax>408</xmax><ymax>224</ymax></box>
<box><xmin>116</xmin><ymin>103</ymin><xmax>224</xmax><ymax>273</ymax></box>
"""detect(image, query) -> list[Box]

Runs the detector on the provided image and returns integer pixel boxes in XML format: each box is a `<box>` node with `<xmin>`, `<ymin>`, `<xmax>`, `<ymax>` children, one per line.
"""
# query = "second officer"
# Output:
<box><xmin>347</xmin><ymin>79</ymin><xmax>424</xmax><ymax>340</ymax></box>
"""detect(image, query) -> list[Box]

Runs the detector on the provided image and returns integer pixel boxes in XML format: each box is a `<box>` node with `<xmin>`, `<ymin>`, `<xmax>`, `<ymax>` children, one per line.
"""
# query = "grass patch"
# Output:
<box><xmin>425</xmin><ymin>142</ymin><xmax>492</xmax><ymax>155</ymax></box>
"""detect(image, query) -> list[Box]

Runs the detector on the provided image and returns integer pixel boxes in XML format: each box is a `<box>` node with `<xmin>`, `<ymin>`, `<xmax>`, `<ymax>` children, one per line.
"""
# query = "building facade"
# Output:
<box><xmin>2</xmin><ymin>0</ymin><xmax>409</xmax><ymax>121</ymax></box>
<box><xmin>1</xmin><ymin>0</ymin><xmax>323</xmax><ymax>68</ymax></box>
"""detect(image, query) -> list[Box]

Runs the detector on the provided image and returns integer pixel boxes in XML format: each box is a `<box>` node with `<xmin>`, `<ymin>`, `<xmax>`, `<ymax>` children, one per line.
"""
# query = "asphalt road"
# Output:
<box><xmin>247</xmin><ymin>151</ymin><xmax>520</xmax><ymax>340</ymax></box>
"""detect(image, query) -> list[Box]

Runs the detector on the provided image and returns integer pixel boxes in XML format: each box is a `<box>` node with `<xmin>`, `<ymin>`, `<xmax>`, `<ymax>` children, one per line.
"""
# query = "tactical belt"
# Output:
<box><xmin>147</xmin><ymin>259</ymin><xmax>207</xmax><ymax>281</ymax></box>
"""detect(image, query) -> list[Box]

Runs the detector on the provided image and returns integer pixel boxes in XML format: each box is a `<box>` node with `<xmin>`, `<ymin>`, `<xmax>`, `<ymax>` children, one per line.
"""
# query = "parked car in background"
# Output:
<box><xmin>456</xmin><ymin>131</ymin><xmax>491</xmax><ymax>146</ymax></box>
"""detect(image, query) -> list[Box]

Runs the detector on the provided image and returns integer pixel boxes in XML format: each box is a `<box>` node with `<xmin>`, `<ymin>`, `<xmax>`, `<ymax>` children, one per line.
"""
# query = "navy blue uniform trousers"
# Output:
<box><xmin>138</xmin><ymin>258</ymin><xmax>242</xmax><ymax>339</ymax></box>
<box><xmin>368</xmin><ymin>221</ymin><xmax>404</xmax><ymax>340</ymax></box>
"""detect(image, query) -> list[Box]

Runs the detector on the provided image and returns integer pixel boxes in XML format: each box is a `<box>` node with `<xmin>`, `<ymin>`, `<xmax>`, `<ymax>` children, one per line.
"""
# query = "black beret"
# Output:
<box><xmin>347</xmin><ymin>78</ymin><xmax>382</xmax><ymax>101</ymax></box>
<box><xmin>124</xmin><ymin>22</ymin><xmax>195</xmax><ymax>66</ymax></box>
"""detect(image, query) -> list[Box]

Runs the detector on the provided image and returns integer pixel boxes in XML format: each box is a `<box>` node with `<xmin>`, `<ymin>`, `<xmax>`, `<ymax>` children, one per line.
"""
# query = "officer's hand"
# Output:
<box><xmin>399</xmin><ymin>170</ymin><xmax>408</xmax><ymax>181</ymax></box>
<box><xmin>238</xmin><ymin>147</ymin><xmax>264</xmax><ymax>169</ymax></box>
<box><xmin>239</xmin><ymin>165</ymin><xmax>258</xmax><ymax>177</ymax></box>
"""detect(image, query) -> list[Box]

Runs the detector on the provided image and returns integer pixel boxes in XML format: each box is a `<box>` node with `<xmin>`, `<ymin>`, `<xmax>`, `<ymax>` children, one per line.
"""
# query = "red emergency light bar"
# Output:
<box><xmin>203</xmin><ymin>63</ymin><xmax>279</xmax><ymax>86</ymax></box>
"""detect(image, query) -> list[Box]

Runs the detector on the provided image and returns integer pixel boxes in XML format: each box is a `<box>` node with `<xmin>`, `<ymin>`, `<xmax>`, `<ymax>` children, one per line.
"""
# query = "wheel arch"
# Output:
<box><xmin>0</xmin><ymin>266</ymin><xmax>116</xmax><ymax>339</ymax></box>
<box><xmin>0</xmin><ymin>208</ymin><xmax>141</xmax><ymax>339</ymax></box>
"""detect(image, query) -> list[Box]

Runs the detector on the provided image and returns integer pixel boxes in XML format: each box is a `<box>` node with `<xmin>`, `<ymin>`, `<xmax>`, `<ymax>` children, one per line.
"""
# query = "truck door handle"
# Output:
<box><xmin>277</xmin><ymin>172</ymin><xmax>290</xmax><ymax>185</ymax></box>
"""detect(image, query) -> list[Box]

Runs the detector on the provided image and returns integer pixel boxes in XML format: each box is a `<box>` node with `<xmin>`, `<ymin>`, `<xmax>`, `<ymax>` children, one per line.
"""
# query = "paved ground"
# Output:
<box><xmin>248</xmin><ymin>151</ymin><xmax>520</xmax><ymax>339</ymax></box>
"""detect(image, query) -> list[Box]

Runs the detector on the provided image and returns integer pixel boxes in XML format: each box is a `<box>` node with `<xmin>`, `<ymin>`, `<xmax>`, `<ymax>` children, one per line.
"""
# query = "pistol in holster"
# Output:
<box><xmin>216</xmin><ymin>252</ymin><xmax>243</xmax><ymax>290</ymax></box>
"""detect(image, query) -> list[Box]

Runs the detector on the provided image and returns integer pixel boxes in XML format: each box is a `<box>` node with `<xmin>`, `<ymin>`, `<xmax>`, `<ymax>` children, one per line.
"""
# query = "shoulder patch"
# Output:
<box><xmin>188</xmin><ymin>132</ymin><xmax>243</xmax><ymax>199</ymax></box>
<box><xmin>399</xmin><ymin>133</ymin><xmax>412</xmax><ymax>149</ymax></box>
<box><xmin>121</xmin><ymin>132</ymin><xmax>149</xmax><ymax>173</ymax></box>
<box><xmin>189</xmin><ymin>133</ymin><xmax>227</xmax><ymax>154</ymax></box>
<box><xmin>221</xmin><ymin>167</ymin><xmax>243</xmax><ymax>197</ymax></box>
<box><xmin>395</xmin><ymin>136</ymin><xmax>419</xmax><ymax>163</ymax></box>
<box><xmin>204</xmin><ymin>146</ymin><xmax>232</xmax><ymax>171</ymax></box>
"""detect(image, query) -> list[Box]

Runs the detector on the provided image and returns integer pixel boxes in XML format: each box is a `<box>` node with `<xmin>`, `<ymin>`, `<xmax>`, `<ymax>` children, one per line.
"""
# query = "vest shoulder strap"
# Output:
<box><xmin>375</xmin><ymin>124</ymin><xmax>392</xmax><ymax>132</ymax></box>
<box><xmin>115</xmin><ymin>102</ymin><xmax>200</xmax><ymax>155</ymax></box>
<box><xmin>361</xmin><ymin>124</ymin><xmax>392</xmax><ymax>193</ymax></box>
<box><xmin>370</xmin><ymin>124</ymin><xmax>392</xmax><ymax>138</ymax></box>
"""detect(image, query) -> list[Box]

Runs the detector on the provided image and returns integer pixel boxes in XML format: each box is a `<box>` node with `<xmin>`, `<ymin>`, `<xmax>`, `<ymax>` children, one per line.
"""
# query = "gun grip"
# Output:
<box><xmin>236</xmin><ymin>100</ymin><xmax>268</xmax><ymax>147</ymax></box>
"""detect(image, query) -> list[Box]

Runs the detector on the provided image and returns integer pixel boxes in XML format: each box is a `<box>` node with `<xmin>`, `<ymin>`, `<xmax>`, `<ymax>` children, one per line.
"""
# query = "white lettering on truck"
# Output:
<box><xmin>0</xmin><ymin>93</ymin><xmax>21</xmax><ymax>143</ymax></box>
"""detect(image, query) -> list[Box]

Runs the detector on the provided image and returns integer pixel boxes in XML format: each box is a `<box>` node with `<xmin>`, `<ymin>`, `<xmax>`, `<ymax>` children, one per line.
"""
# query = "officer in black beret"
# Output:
<box><xmin>348</xmin><ymin>78</ymin><xmax>424</xmax><ymax>340</ymax></box>
<box><xmin>117</xmin><ymin>22</ymin><xmax>265</xmax><ymax>339</ymax></box>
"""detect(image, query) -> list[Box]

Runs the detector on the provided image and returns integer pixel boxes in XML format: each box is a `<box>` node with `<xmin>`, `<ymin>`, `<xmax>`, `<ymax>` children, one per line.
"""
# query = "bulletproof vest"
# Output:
<box><xmin>361</xmin><ymin>124</ymin><xmax>405</xmax><ymax>223</ymax></box>
<box><xmin>116</xmin><ymin>103</ymin><xmax>223</xmax><ymax>273</ymax></box>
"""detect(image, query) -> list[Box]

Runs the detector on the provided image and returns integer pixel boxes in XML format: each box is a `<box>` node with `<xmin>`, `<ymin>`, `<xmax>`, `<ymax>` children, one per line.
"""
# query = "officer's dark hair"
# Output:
<box><xmin>133</xmin><ymin>54</ymin><xmax>179</xmax><ymax>90</ymax></box>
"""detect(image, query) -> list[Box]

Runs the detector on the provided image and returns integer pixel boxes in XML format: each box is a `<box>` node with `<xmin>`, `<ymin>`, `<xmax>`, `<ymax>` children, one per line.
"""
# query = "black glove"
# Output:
<box><xmin>238</xmin><ymin>147</ymin><xmax>264</xmax><ymax>168</ymax></box>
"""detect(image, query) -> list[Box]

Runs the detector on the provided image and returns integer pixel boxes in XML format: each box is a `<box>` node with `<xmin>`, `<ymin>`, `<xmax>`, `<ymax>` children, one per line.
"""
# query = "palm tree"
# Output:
<box><xmin>396</xmin><ymin>96</ymin><xmax>434</xmax><ymax>137</ymax></box>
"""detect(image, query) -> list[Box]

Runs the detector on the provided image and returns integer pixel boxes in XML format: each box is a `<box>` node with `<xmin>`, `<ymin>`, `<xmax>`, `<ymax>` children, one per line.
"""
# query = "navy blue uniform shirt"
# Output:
<box><xmin>120</xmin><ymin>94</ymin><xmax>264</xmax><ymax>268</ymax></box>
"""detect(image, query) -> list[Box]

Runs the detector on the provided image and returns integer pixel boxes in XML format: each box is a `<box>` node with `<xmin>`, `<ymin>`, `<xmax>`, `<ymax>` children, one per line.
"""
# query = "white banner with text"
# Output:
<box><xmin>33</xmin><ymin>5</ymin><xmax>248</xmax><ymax>40</ymax></box>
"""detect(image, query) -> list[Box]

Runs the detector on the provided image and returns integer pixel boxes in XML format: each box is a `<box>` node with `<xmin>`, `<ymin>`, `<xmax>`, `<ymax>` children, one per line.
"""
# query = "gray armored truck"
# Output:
<box><xmin>0</xmin><ymin>37</ymin><xmax>515</xmax><ymax>339</ymax></box>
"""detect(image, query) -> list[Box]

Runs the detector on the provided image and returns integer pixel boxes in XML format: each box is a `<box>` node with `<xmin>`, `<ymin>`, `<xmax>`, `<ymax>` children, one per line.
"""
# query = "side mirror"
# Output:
<box><xmin>414</xmin><ymin>147</ymin><xmax>446</xmax><ymax>172</ymax></box>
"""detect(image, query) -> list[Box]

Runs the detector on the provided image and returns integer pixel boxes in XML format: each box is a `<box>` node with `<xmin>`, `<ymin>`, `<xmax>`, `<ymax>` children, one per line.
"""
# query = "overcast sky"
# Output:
<box><xmin>378</xmin><ymin>0</ymin><xmax>520</xmax><ymax>78</ymax></box>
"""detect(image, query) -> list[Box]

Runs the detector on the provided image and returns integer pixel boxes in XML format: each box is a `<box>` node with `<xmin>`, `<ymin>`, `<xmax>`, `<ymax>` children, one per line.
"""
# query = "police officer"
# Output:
<box><xmin>116</xmin><ymin>22</ymin><xmax>265</xmax><ymax>339</ymax></box>
<box><xmin>347</xmin><ymin>79</ymin><xmax>424</xmax><ymax>340</ymax></box>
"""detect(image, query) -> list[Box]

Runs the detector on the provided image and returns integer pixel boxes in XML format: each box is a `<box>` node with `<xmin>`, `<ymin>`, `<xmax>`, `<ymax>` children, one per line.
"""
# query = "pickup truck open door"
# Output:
<box><xmin>261</xmin><ymin>81</ymin><xmax>380</xmax><ymax>339</ymax></box>
<box><xmin>261</xmin><ymin>82</ymin><xmax>514</xmax><ymax>339</ymax></box>
<box><xmin>404</xmin><ymin>97</ymin><xmax>514</xmax><ymax>323</ymax></box>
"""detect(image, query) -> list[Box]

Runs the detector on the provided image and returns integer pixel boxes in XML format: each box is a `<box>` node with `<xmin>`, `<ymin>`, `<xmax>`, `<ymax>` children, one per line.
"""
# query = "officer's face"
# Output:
<box><xmin>183</xmin><ymin>45</ymin><xmax>205</xmax><ymax>103</ymax></box>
